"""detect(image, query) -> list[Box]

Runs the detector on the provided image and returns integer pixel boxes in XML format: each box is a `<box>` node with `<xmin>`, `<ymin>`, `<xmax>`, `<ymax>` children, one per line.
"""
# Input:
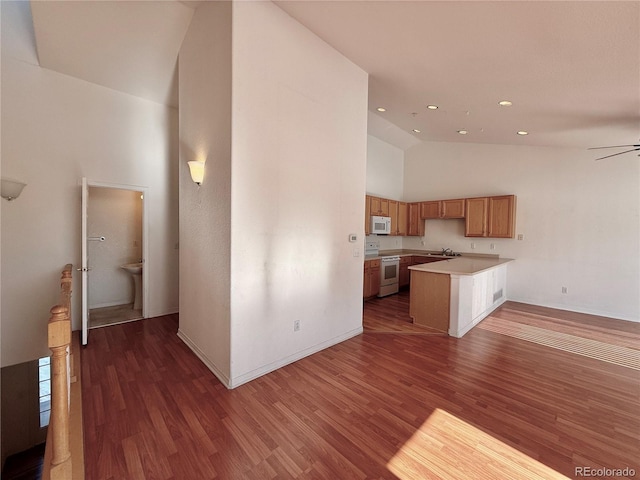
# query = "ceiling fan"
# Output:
<box><xmin>588</xmin><ymin>142</ymin><xmax>640</xmax><ymax>161</ymax></box>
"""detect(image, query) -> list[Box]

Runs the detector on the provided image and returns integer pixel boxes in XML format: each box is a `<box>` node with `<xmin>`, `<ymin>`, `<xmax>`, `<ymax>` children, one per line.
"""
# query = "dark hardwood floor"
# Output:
<box><xmin>81</xmin><ymin>296</ymin><xmax>639</xmax><ymax>479</ymax></box>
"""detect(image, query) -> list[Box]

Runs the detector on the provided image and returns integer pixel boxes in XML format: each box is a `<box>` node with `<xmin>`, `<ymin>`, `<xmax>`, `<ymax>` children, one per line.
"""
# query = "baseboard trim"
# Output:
<box><xmin>177</xmin><ymin>326</ymin><xmax>363</xmax><ymax>390</ymax></box>
<box><xmin>176</xmin><ymin>329</ymin><xmax>231</xmax><ymax>388</ymax></box>
<box><xmin>229</xmin><ymin>326</ymin><xmax>363</xmax><ymax>389</ymax></box>
<box><xmin>506</xmin><ymin>297</ymin><xmax>638</xmax><ymax>323</ymax></box>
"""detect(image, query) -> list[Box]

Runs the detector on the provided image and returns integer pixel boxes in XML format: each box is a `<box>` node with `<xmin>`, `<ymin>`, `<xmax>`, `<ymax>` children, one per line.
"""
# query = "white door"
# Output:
<box><xmin>81</xmin><ymin>177</ymin><xmax>89</xmax><ymax>345</ymax></box>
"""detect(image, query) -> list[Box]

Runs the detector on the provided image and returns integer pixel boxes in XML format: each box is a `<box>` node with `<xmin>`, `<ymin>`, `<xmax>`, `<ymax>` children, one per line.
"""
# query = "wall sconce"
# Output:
<box><xmin>187</xmin><ymin>161</ymin><xmax>205</xmax><ymax>186</ymax></box>
<box><xmin>1</xmin><ymin>179</ymin><xmax>27</xmax><ymax>201</ymax></box>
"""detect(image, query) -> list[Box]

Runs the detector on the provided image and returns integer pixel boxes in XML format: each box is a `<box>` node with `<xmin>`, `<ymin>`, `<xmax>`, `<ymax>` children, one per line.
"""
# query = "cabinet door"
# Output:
<box><xmin>420</xmin><ymin>201</ymin><xmax>441</xmax><ymax>219</ymax></box>
<box><xmin>370</xmin><ymin>261</ymin><xmax>381</xmax><ymax>296</ymax></box>
<box><xmin>465</xmin><ymin>197</ymin><xmax>488</xmax><ymax>237</ymax></box>
<box><xmin>369</xmin><ymin>196</ymin><xmax>381</xmax><ymax>216</ymax></box>
<box><xmin>388</xmin><ymin>200</ymin><xmax>399</xmax><ymax>235</ymax></box>
<box><xmin>488</xmin><ymin>195</ymin><xmax>516</xmax><ymax>238</ymax></box>
<box><xmin>408</xmin><ymin>203</ymin><xmax>424</xmax><ymax>236</ymax></box>
<box><xmin>399</xmin><ymin>256</ymin><xmax>411</xmax><ymax>287</ymax></box>
<box><xmin>397</xmin><ymin>202</ymin><xmax>408</xmax><ymax>236</ymax></box>
<box><xmin>379</xmin><ymin>198</ymin><xmax>389</xmax><ymax>216</ymax></box>
<box><xmin>363</xmin><ymin>261</ymin><xmax>370</xmax><ymax>298</ymax></box>
<box><xmin>442</xmin><ymin>199</ymin><xmax>465</xmax><ymax>219</ymax></box>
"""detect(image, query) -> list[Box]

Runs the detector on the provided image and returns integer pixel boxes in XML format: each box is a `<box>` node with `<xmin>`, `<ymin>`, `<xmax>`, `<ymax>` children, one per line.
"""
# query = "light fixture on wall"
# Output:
<box><xmin>1</xmin><ymin>178</ymin><xmax>27</xmax><ymax>201</ymax></box>
<box><xmin>187</xmin><ymin>161</ymin><xmax>205</xmax><ymax>186</ymax></box>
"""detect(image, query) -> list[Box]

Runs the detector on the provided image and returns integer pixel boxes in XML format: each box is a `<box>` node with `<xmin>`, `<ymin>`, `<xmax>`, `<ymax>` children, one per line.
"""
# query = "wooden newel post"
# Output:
<box><xmin>48</xmin><ymin>304</ymin><xmax>72</xmax><ymax>474</ymax></box>
<box><xmin>60</xmin><ymin>265</ymin><xmax>75</xmax><ymax>382</ymax></box>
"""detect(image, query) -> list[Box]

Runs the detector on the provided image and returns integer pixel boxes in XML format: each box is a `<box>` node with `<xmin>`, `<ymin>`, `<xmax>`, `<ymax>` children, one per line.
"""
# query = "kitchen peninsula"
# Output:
<box><xmin>409</xmin><ymin>256</ymin><xmax>514</xmax><ymax>337</ymax></box>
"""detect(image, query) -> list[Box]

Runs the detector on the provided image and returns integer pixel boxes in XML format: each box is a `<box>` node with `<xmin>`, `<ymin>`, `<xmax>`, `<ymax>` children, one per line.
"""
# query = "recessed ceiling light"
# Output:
<box><xmin>499</xmin><ymin>100</ymin><xmax>513</xmax><ymax>106</ymax></box>
<box><xmin>426</xmin><ymin>105</ymin><xmax>438</xmax><ymax>110</ymax></box>
<box><xmin>457</xmin><ymin>130</ymin><xmax>468</xmax><ymax>135</ymax></box>
<box><xmin>413</xmin><ymin>129</ymin><xmax>421</xmax><ymax>133</ymax></box>
<box><xmin>377</xmin><ymin>107</ymin><xmax>386</xmax><ymax>112</ymax></box>
<box><xmin>517</xmin><ymin>130</ymin><xmax>528</xmax><ymax>135</ymax></box>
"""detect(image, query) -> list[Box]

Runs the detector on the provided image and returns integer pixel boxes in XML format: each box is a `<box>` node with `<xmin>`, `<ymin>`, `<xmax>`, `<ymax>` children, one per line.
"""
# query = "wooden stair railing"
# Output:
<box><xmin>43</xmin><ymin>264</ymin><xmax>84</xmax><ymax>480</ymax></box>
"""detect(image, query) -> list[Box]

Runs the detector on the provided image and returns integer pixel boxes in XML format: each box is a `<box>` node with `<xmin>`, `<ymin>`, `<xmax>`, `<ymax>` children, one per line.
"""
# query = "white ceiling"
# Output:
<box><xmin>26</xmin><ymin>1</ymin><xmax>639</xmax><ymax>151</ymax></box>
<box><xmin>30</xmin><ymin>0</ymin><xmax>194</xmax><ymax>107</ymax></box>
<box><xmin>275</xmin><ymin>1</ymin><xmax>640</xmax><ymax>149</ymax></box>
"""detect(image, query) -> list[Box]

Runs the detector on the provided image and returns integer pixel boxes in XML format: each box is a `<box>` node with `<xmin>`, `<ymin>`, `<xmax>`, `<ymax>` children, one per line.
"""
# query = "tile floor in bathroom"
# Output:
<box><xmin>89</xmin><ymin>303</ymin><xmax>142</xmax><ymax>329</ymax></box>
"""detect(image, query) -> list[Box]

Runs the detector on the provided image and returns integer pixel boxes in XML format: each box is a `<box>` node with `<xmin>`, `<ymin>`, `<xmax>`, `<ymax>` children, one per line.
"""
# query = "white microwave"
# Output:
<box><xmin>371</xmin><ymin>216</ymin><xmax>391</xmax><ymax>235</ymax></box>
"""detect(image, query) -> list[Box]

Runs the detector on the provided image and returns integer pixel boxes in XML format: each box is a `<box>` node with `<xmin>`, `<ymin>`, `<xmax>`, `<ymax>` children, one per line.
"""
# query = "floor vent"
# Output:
<box><xmin>493</xmin><ymin>289</ymin><xmax>503</xmax><ymax>303</ymax></box>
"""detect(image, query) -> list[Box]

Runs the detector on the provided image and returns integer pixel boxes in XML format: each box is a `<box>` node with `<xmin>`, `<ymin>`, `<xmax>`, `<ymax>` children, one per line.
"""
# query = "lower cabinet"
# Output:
<box><xmin>399</xmin><ymin>256</ymin><xmax>412</xmax><ymax>287</ymax></box>
<box><xmin>363</xmin><ymin>259</ymin><xmax>381</xmax><ymax>298</ymax></box>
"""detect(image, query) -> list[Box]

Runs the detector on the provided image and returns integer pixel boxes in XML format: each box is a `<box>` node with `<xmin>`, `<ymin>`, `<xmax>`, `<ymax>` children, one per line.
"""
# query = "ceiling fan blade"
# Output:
<box><xmin>594</xmin><ymin>148</ymin><xmax>640</xmax><ymax>161</ymax></box>
<box><xmin>588</xmin><ymin>144</ymin><xmax>640</xmax><ymax>150</ymax></box>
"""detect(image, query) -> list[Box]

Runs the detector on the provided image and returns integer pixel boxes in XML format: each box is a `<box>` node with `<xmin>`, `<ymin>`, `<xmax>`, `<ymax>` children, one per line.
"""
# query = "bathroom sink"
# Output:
<box><xmin>121</xmin><ymin>262</ymin><xmax>143</xmax><ymax>275</ymax></box>
<box><xmin>121</xmin><ymin>262</ymin><xmax>143</xmax><ymax>310</ymax></box>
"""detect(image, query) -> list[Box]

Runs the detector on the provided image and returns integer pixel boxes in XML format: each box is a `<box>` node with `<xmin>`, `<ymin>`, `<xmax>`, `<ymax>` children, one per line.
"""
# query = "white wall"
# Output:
<box><xmin>366</xmin><ymin>135</ymin><xmax>404</xmax><ymax>199</ymax></box>
<box><xmin>88</xmin><ymin>187</ymin><xmax>143</xmax><ymax>308</ymax></box>
<box><xmin>229</xmin><ymin>1</ymin><xmax>368</xmax><ymax>386</ymax></box>
<box><xmin>366</xmin><ymin>135</ymin><xmax>406</xmax><ymax>251</ymax></box>
<box><xmin>177</xmin><ymin>1</ymin><xmax>233</xmax><ymax>384</ymax></box>
<box><xmin>403</xmin><ymin>141</ymin><xmax>640</xmax><ymax>321</ymax></box>
<box><xmin>178</xmin><ymin>1</ymin><xmax>368</xmax><ymax>388</ymax></box>
<box><xmin>1</xmin><ymin>1</ymin><xmax>180</xmax><ymax>366</ymax></box>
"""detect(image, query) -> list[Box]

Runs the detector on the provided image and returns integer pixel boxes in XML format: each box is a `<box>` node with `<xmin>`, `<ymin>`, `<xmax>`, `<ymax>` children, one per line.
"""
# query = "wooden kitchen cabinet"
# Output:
<box><xmin>365</xmin><ymin>195</ymin><xmax>372</xmax><ymax>235</ymax></box>
<box><xmin>488</xmin><ymin>195</ymin><xmax>517</xmax><ymax>238</ymax></box>
<box><xmin>442</xmin><ymin>199</ymin><xmax>466</xmax><ymax>218</ymax></box>
<box><xmin>407</xmin><ymin>203</ymin><xmax>425</xmax><ymax>236</ymax></box>
<box><xmin>465</xmin><ymin>197</ymin><xmax>489</xmax><ymax>237</ymax></box>
<box><xmin>420</xmin><ymin>201</ymin><xmax>441</xmax><ymax>219</ymax></box>
<box><xmin>399</xmin><ymin>256</ymin><xmax>412</xmax><ymax>287</ymax></box>
<box><xmin>388</xmin><ymin>200</ymin><xmax>399</xmax><ymax>236</ymax></box>
<box><xmin>421</xmin><ymin>199</ymin><xmax>465</xmax><ymax>219</ymax></box>
<box><xmin>363</xmin><ymin>259</ymin><xmax>381</xmax><ymax>298</ymax></box>
<box><xmin>397</xmin><ymin>202</ymin><xmax>408</xmax><ymax>236</ymax></box>
<box><xmin>369</xmin><ymin>196</ymin><xmax>389</xmax><ymax>216</ymax></box>
<box><xmin>465</xmin><ymin>195</ymin><xmax>516</xmax><ymax>238</ymax></box>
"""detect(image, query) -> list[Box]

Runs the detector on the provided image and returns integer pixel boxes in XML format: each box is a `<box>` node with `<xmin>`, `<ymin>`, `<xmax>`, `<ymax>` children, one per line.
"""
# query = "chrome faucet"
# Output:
<box><xmin>442</xmin><ymin>248</ymin><xmax>453</xmax><ymax>256</ymax></box>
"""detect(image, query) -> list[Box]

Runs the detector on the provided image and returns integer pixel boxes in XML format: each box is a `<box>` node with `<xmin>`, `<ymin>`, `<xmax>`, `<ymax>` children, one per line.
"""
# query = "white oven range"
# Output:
<box><xmin>378</xmin><ymin>255</ymin><xmax>400</xmax><ymax>297</ymax></box>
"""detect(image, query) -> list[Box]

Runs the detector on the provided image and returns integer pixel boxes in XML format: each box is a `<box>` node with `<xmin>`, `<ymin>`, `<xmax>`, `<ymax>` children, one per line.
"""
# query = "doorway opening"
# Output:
<box><xmin>86</xmin><ymin>184</ymin><xmax>147</xmax><ymax>330</ymax></box>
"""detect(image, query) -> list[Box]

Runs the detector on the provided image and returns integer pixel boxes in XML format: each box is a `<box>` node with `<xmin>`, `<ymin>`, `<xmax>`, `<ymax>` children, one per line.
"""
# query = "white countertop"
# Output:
<box><xmin>408</xmin><ymin>256</ymin><xmax>514</xmax><ymax>275</ymax></box>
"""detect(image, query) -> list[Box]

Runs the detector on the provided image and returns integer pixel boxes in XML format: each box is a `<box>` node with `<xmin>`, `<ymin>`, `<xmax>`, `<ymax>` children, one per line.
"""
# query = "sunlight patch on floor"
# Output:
<box><xmin>386</xmin><ymin>408</ymin><xmax>569</xmax><ymax>480</ymax></box>
<box><xmin>478</xmin><ymin>317</ymin><xmax>640</xmax><ymax>370</ymax></box>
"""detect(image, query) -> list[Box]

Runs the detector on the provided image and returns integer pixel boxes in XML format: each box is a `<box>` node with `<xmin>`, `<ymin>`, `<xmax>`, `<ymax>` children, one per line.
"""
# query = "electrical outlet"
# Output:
<box><xmin>353</xmin><ymin>248</ymin><xmax>360</xmax><ymax>257</ymax></box>
<box><xmin>517</xmin><ymin>234</ymin><xmax>524</xmax><ymax>241</ymax></box>
<box><xmin>294</xmin><ymin>320</ymin><xmax>300</xmax><ymax>332</ymax></box>
<box><xmin>490</xmin><ymin>243</ymin><xmax>495</xmax><ymax>250</ymax></box>
<box><xmin>562</xmin><ymin>287</ymin><xmax>568</xmax><ymax>294</ymax></box>
<box><xmin>471</xmin><ymin>242</ymin><xmax>476</xmax><ymax>249</ymax></box>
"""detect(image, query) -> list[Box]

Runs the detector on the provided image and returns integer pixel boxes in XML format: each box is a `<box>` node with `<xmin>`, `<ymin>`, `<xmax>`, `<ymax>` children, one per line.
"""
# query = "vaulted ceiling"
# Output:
<box><xmin>30</xmin><ymin>0</ymin><xmax>194</xmax><ymax>107</ymax></box>
<box><xmin>26</xmin><ymin>0</ymin><xmax>640</xmax><ymax>151</ymax></box>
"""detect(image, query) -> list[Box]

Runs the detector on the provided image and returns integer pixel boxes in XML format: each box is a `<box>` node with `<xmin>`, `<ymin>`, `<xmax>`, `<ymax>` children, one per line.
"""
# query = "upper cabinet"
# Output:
<box><xmin>388</xmin><ymin>200</ymin><xmax>399</xmax><ymax>236</ymax></box>
<box><xmin>421</xmin><ymin>199</ymin><xmax>465</xmax><ymax>219</ymax></box>
<box><xmin>364</xmin><ymin>193</ymin><xmax>515</xmax><ymax>239</ymax></box>
<box><xmin>365</xmin><ymin>195</ymin><xmax>372</xmax><ymax>235</ymax></box>
<box><xmin>464</xmin><ymin>197</ymin><xmax>489</xmax><ymax>236</ymax></box>
<box><xmin>488</xmin><ymin>195</ymin><xmax>517</xmax><ymax>238</ymax></box>
<box><xmin>465</xmin><ymin>195</ymin><xmax>516</xmax><ymax>238</ymax></box>
<box><xmin>369</xmin><ymin>196</ymin><xmax>389</xmax><ymax>216</ymax></box>
<box><xmin>408</xmin><ymin>203</ymin><xmax>425</xmax><ymax>236</ymax></box>
<box><xmin>397</xmin><ymin>202</ymin><xmax>408</xmax><ymax>236</ymax></box>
